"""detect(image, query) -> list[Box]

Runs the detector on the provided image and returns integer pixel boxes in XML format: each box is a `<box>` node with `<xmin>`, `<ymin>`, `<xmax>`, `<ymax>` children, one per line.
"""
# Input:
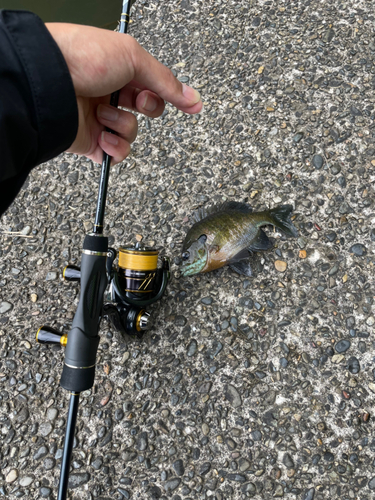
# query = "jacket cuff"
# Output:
<box><xmin>0</xmin><ymin>10</ymin><xmax>78</xmax><ymax>164</ymax></box>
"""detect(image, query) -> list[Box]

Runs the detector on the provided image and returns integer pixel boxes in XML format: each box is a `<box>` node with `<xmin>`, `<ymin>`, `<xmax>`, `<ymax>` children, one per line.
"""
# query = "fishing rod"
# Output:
<box><xmin>35</xmin><ymin>1</ymin><xmax>170</xmax><ymax>498</ymax></box>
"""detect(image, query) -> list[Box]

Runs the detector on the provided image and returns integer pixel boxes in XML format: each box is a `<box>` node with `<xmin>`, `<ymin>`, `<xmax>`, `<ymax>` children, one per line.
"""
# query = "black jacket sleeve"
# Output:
<box><xmin>0</xmin><ymin>10</ymin><xmax>78</xmax><ymax>215</ymax></box>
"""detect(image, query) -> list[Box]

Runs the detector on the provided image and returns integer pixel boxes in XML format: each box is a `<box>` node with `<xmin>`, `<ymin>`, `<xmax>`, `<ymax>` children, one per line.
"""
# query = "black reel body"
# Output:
<box><xmin>103</xmin><ymin>244</ymin><xmax>170</xmax><ymax>338</ymax></box>
<box><xmin>37</xmin><ymin>243</ymin><xmax>170</xmax><ymax>346</ymax></box>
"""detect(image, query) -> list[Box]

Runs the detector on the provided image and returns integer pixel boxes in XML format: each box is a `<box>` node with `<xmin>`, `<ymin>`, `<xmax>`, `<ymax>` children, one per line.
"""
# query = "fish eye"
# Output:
<box><xmin>182</xmin><ymin>251</ymin><xmax>190</xmax><ymax>261</ymax></box>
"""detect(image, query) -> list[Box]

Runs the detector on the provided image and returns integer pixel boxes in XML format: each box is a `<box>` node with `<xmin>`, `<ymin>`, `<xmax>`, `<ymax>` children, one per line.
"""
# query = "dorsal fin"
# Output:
<box><xmin>192</xmin><ymin>201</ymin><xmax>252</xmax><ymax>223</ymax></box>
<box><xmin>220</xmin><ymin>201</ymin><xmax>253</xmax><ymax>213</ymax></box>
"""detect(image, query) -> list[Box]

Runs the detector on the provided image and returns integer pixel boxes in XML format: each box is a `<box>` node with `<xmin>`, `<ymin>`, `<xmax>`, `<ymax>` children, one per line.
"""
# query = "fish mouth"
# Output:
<box><xmin>180</xmin><ymin>260</ymin><xmax>206</xmax><ymax>277</ymax></box>
<box><xmin>180</xmin><ymin>265</ymin><xmax>200</xmax><ymax>277</ymax></box>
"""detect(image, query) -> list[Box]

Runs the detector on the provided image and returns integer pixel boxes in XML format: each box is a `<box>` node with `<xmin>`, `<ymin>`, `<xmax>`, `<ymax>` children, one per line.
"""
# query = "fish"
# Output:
<box><xmin>180</xmin><ymin>201</ymin><xmax>298</xmax><ymax>277</ymax></box>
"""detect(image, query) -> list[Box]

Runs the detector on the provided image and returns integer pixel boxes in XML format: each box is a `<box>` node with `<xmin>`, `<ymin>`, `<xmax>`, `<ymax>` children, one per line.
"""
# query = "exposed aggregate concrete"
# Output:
<box><xmin>1</xmin><ymin>1</ymin><xmax>375</xmax><ymax>499</ymax></box>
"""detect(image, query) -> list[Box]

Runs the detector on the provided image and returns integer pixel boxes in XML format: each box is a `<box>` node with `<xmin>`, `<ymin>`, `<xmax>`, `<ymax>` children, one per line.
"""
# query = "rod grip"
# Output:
<box><xmin>60</xmin><ymin>235</ymin><xmax>108</xmax><ymax>392</ymax></box>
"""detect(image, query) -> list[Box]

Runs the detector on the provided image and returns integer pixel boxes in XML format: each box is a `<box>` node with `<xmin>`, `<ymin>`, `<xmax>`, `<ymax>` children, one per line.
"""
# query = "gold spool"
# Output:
<box><xmin>118</xmin><ymin>248</ymin><xmax>159</xmax><ymax>271</ymax></box>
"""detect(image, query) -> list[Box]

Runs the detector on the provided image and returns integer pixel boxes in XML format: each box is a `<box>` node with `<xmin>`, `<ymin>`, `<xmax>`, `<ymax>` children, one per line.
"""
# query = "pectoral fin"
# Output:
<box><xmin>208</xmin><ymin>244</ymin><xmax>220</xmax><ymax>254</ymax></box>
<box><xmin>247</xmin><ymin>229</ymin><xmax>273</xmax><ymax>252</ymax></box>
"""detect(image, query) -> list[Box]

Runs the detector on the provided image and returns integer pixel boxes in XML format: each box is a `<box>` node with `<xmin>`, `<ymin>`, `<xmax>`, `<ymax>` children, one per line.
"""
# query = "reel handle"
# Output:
<box><xmin>36</xmin><ymin>325</ymin><xmax>67</xmax><ymax>346</ymax></box>
<box><xmin>63</xmin><ymin>265</ymin><xmax>81</xmax><ymax>282</ymax></box>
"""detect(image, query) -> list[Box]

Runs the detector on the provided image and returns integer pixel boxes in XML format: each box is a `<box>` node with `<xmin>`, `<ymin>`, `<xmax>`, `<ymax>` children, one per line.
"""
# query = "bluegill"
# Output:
<box><xmin>180</xmin><ymin>201</ymin><xmax>298</xmax><ymax>277</ymax></box>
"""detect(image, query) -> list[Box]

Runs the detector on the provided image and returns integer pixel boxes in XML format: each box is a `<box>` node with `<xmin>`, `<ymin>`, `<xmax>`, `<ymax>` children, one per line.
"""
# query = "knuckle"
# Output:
<box><xmin>125</xmin><ymin>113</ymin><xmax>138</xmax><ymax>138</ymax></box>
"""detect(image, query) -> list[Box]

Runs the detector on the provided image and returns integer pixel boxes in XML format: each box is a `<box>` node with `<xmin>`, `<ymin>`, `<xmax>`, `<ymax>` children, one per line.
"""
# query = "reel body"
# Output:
<box><xmin>37</xmin><ymin>243</ymin><xmax>170</xmax><ymax>346</ymax></box>
<box><xmin>103</xmin><ymin>244</ymin><xmax>170</xmax><ymax>337</ymax></box>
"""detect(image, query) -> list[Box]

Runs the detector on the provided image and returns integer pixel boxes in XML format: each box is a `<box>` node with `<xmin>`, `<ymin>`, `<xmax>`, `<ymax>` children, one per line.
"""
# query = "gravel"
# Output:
<box><xmin>1</xmin><ymin>1</ymin><xmax>375</xmax><ymax>499</ymax></box>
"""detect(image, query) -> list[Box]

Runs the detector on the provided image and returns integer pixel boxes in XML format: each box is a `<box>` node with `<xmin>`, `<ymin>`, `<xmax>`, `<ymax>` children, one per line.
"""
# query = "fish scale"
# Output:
<box><xmin>209</xmin><ymin>212</ymin><xmax>261</xmax><ymax>266</ymax></box>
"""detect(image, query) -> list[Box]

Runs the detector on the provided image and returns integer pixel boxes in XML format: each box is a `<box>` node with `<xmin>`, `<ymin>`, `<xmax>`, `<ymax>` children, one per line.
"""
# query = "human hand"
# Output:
<box><xmin>46</xmin><ymin>23</ymin><xmax>203</xmax><ymax>165</ymax></box>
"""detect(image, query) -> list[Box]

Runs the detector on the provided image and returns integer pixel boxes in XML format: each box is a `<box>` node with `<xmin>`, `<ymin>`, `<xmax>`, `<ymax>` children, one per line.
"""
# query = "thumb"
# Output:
<box><xmin>124</xmin><ymin>36</ymin><xmax>202</xmax><ymax>114</ymax></box>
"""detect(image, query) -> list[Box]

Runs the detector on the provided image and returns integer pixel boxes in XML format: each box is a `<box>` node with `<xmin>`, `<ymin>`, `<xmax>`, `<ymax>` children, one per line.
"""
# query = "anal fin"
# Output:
<box><xmin>229</xmin><ymin>261</ymin><xmax>253</xmax><ymax>276</ymax></box>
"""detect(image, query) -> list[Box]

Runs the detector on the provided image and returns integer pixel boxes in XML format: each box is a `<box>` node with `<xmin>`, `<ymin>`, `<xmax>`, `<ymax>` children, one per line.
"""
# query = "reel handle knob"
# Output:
<box><xmin>63</xmin><ymin>265</ymin><xmax>81</xmax><ymax>282</ymax></box>
<box><xmin>137</xmin><ymin>311</ymin><xmax>153</xmax><ymax>331</ymax></box>
<box><xmin>36</xmin><ymin>325</ymin><xmax>67</xmax><ymax>346</ymax></box>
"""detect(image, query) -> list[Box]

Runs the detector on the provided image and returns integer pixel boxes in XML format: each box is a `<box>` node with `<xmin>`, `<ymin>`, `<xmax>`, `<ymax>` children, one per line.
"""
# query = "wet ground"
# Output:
<box><xmin>1</xmin><ymin>0</ymin><xmax>375</xmax><ymax>499</ymax></box>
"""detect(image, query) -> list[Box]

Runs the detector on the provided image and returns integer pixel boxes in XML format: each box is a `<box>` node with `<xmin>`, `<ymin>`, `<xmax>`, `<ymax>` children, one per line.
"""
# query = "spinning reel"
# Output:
<box><xmin>37</xmin><ymin>242</ymin><xmax>170</xmax><ymax>345</ymax></box>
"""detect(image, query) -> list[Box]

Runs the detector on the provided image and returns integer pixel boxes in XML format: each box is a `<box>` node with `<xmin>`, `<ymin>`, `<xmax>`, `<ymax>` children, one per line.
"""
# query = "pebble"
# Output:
<box><xmin>350</xmin><ymin>244</ymin><xmax>367</xmax><ymax>256</ymax></box>
<box><xmin>293</xmin><ymin>132</ymin><xmax>304</xmax><ymax>143</ymax></box>
<box><xmin>19</xmin><ymin>476</ymin><xmax>34</xmax><ymax>487</ymax></box>
<box><xmin>228</xmin><ymin>473</ymin><xmax>246</xmax><ymax>482</ymax></box>
<box><xmin>174</xmin><ymin>315</ymin><xmax>187</xmax><ymax>326</ymax></box>
<box><xmin>39</xmin><ymin>422</ymin><xmax>53</xmax><ymax>437</ymax></box>
<box><xmin>186</xmin><ymin>339</ymin><xmax>197</xmax><ymax>357</ymax></box>
<box><xmin>280</xmin><ymin>357</ymin><xmax>288</xmax><ymax>368</ymax></box>
<box><xmin>33</xmin><ymin>446</ymin><xmax>48</xmax><ymax>460</ymax></box>
<box><xmin>325</xmin><ymin>231</ymin><xmax>337</xmax><ymax>242</ymax></box>
<box><xmin>201</xmin><ymin>296</ymin><xmax>213</xmax><ymax>305</ymax></box>
<box><xmin>15</xmin><ymin>407</ymin><xmax>29</xmax><ymax>424</ymax></box>
<box><xmin>331</xmin><ymin>354</ymin><xmax>345</xmax><ymax>364</ymax></box>
<box><xmin>0</xmin><ymin>301</ymin><xmax>13</xmax><ymax>314</ymax></box>
<box><xmin>303</xmin><ymin>488</ymin><xmax>315</xmax><ymax>500</ymax></box>
<box><xmin>274</xmin><ymin>260</ymin><xmax>287</xmax><ymax>272</ymax></box>
<box><xmin>172</xmin><ymin>459</ymin><xmax>184</xmax><ymax>476</ymax></box>
<box><xmin>283</xmin><ymin>453</ymin><xmax>295</xmax><ymax>469</ymax></box>
<box><xmin>274</xmin><ymin>484</ymin><xmax>284</xmax><ymax>497</ymax></box>
<box><xmin>47</xmin><ymin>408</ymin><xmax>58</xmax><ymax>421</ymax></box>
<box><xmin>241</xmin><ymin>483</ymin><xmax>256</xmax><ymax>495</ymax></box>
<box><xmin>224</xmin><ymin>384</ymin><xmax>242</xmax><ymax>408</ymax></box>
<box><xmin>335</xmin><ymin>340</ymin><xmax>351</xmax><ymax>353</ymax></box>
<box><xmin>164</xmin><ymin>478</ymin><xmax>181</xmax><ymax>492</ymax></box>
<box><xmin>21</xmin><ymin>225</ymin><xmax>31</xmax><ymax>235</ymax></box>
<box><xmin>312</xmin><ymin>154</ymin><xmax>324</xmax><ymax>169</ymax></box>
<box><xmin>5</xmin><ymin>469</ymin><xmax>18</xmax><ymax>483</ymax></box>
<box><xmin>251</xmin><ymin>430</ymin><xmax>262</xmax><ymax>441</ymax></box>
<box><xmin>46</xmin><ymin>271</ymin><xmax>58</xmax><ymax>281</ymax></box>
<box><xmin>347</xmin><ymin>357</ymin><xmax>360</xmax><ymax>374</ymax></box>
<box><xmin>331</xmin><ymin>164</ymin><xmax>341</xmax><ymax>175</ymax></box>
<box><xmin>199</xmin><ymin>462</ymin><xmax>211</xmax><ymax>476</ymax></box>
<box><xmin>239</xmin><ymin>459</ymin><xmax>250</xmax><ymax>472</ymax></box>
<box><xmin>68</xmin><ymin>472</ymin><xmax>90</xmax><ymax>489</ymax></box>
<box><xmin>137</xmin><ymin>432</ymin><xmax>148</xmax><ymax>451</ymax></box>
<box><xmin>43</xmin><ymin>457</ymin><xmax>56</xmax><ymax>470</ymax></box>
<box><xmin>39</xmin><ymin>487</ymin><xmax>51</xmax><ymax>498</ymax></box>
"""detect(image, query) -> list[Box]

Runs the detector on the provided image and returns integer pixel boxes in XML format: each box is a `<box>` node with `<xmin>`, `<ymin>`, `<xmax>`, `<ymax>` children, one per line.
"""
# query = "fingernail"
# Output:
<box><xmin>101</xmin><ymin>131</ymin><xmax>118</xmax><ymax>146</ymax></box>
<box><xmin>182</xmin><ymin>83</ymin><xmax>201</xmax><ymax>105</ymax></box>
<box><xmin>98</xmin><ymin>104</ymin><xmax>119</xmax><ymax>121</ymax></box>
<box><xmin>142</xmin><ymin>94</ymin><xmax>158</xmax><ymax>112</ymax></box>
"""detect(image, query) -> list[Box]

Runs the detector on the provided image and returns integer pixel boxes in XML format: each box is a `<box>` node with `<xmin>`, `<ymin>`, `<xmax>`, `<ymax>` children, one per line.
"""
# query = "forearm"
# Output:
<box><xmin>0</xmin><ymin>10</ymin><xmax>78</xmax><ymax>214</ymax></box>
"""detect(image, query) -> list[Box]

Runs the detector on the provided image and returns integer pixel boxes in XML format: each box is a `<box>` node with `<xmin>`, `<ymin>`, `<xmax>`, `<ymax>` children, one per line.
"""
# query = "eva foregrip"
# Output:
<box><xmin>60</xmin><ymin>235</ymin><xmax>108</xmax><ymax>392</ymax></box>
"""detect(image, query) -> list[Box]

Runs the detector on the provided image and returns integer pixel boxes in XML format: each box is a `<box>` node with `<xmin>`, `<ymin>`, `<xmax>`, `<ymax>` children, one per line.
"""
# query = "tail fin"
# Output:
<box><xmin>268</xmin><ymin>205</ymin><xmax>298</xmax><ymax>237</ymax></box>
